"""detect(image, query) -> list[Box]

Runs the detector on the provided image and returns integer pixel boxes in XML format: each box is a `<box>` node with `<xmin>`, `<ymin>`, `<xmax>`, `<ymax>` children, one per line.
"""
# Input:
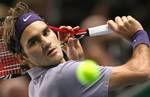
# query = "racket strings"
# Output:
<box><xmin>0</xmin><ymin>33</ymin><xmax>23</xmax><ymax>78</ymax></box>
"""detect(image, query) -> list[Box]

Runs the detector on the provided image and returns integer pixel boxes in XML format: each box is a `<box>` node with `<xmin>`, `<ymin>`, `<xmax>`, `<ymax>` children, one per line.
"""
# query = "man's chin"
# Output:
<box><xmin>43</xmin><ymin>57</ymin><xmax>65</xmax><ymax>67</ymax></box>
<box><xmin>51</xmin><ymin>57</ymin><xmax>65</xmax><ymax>65</ymax></box>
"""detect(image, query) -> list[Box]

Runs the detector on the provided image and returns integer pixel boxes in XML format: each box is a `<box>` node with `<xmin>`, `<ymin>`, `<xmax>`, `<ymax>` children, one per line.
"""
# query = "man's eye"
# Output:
<box><xmin>43</xmin><ymin>29</ymin><xmax>50</xmax><ymax>36</ymax></box>
<box><xmin>28</xmin><ymin>40</ymin><xmax>37</xmax><ymax>48</ymax></box>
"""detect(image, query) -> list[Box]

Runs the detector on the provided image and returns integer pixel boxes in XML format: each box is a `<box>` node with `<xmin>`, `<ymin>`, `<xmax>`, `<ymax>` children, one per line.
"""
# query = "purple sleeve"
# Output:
<box><xmin>58</xmin><ymin>61</ymin><xmax>112</xmax><ymax>97</ymax></box>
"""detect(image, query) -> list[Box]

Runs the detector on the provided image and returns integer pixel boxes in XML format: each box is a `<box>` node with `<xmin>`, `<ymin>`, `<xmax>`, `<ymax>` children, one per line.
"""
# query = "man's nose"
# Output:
<box><xmin>41</xmin><ymin>36</ymin><xmax>51</xmax><ymax>49</ymax></box>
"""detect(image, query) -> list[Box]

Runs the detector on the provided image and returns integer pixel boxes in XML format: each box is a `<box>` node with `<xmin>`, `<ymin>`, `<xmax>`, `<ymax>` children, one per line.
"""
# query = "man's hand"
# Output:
<box><xmin>107</xmin><ymin>16</ymin><xmax>143</xmax><ymax>39</ymax></box>
<box><xmin>57</xmin><ymin>26</ymin><xmax>84</xmax><ymax>60</ymax></box>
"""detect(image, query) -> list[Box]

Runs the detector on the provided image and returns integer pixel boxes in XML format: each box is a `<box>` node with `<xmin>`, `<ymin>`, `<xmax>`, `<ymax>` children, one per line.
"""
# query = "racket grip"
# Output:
<box><xmin>87</xmin><ymin>25</ymin><xmax>112</xmax><ymax>37</ymax></box>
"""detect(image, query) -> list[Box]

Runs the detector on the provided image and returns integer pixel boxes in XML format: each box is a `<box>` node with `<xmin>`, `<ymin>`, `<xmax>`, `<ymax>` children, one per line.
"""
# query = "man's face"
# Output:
<box><xmin>20</xmin><ymin>21</ymin><xmax>64</xmax><ymax>67</ymax></box>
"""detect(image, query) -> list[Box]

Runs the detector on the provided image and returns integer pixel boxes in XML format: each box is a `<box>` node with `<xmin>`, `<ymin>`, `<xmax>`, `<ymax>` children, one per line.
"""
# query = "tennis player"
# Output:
<box><xmin>3</xmin><ymin>2</ymin><xmax>150</xmax><ymax>97</ymax></box>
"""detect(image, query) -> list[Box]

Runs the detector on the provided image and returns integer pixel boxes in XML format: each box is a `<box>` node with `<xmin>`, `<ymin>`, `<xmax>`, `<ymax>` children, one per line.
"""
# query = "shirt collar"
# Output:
<box><xmin>27</xmin><ymin>60</ymin><xmax>76</xmax><ymax>80</ymax></box>
<box><xmin>27</xmin><ymin>67</ymin><xmax>48</xmax><ymax>80</ymax></box>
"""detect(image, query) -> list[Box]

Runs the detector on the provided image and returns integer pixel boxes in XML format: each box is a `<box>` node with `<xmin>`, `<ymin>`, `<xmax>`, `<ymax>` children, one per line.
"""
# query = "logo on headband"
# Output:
<box><xmin>23</xmin><ymin>15</ymin><xmax>32</xmax><ymax>22</ymax></box>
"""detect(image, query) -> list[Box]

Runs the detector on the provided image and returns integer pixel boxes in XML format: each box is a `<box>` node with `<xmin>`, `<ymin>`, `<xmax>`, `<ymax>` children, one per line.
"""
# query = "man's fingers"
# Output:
<box><xmin>67</xmin><ymin>38</ymin><xmax>75</xmax><ymax>47</ymax></box>
<box><xmin>73</xmin><ymin>26</ymin><xmax>80</xmax><ymax>31</ymax></box>
<box><xmin>122</xmin><ymin>16</ymin><xmax>131</xmax><ymax>27</ymax></box>
<box><xmin>127</xmin><ymin>16</ymin><xmax>140</xmax><ymax>25</ymax></box>
<box><xmin>127</xmin><ymin>16</ymin><xmax>143</xmax><ymax>31</ymax></box>
<box><xmin>115</xmin><ymin>16</ymin><xmax>124</xmax><ymax>26</ymax></box>
<box><xmin>68</xmin><ymin>38</ymin><xmax>81</xmax><ymax>48</ymax></box>
<box><xmin>67</xmin><ymin>38</ymin><xmax>78</xmax><ymax>60</ymax></box>
<box><xmin>127</xmin><ymin>16</ymin><xmax>136</xmax><ymax>24</ymax></box>
<box><xmin>59</xmin><ymin>26</ymin><xmax>66</xmax><ymax>29</ymax></box>
<box><xmin>58</xmin><ymin>26</ymin><xmax>74</xmax><ymax>41</ymax></box>
<box><xmin>59</xmin><ymin>26</ymin><xmax>73</xmax><ymax>31</ymax></box>
<box><xmin>66</xmin><ymin>26</ymin><xmax>73</xmax><ymax>31</ymax></box>
<box><xmin>57</xmin><ymin>31</ymin><xmax>70</xmax><ymax>42</ymax></box>
<box><xmin>107</xmin><ymin>20</ymin><xmax>118</xmax><ymax>32</ymax></box>
<box><xmin>115</xmin><ymin>16</ymin><xmax>129</xmax><ymax>31</ymax></box>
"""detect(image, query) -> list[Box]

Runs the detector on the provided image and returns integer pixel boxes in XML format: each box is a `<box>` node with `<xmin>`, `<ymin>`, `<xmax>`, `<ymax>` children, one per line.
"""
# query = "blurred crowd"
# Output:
<box><xmin>0</xmin><ymin>0</ymin><xmax>150</xmax><ymax>65</ymax></box>
<box><xmin>0</xmin><ymin>0</ymin><xmax>150</xmax><ymax>97</ymax></box>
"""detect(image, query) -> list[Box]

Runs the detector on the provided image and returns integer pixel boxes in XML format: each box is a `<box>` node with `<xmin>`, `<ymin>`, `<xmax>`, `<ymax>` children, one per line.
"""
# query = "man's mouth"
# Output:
<box><xmin>47</xmin><ymin>48</ymin><xmax>57</xmax><ymax>56</ymax></box>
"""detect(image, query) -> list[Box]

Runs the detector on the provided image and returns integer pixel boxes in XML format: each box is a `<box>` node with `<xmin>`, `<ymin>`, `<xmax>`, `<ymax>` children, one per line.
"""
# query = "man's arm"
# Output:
<box><xmin>110</xmin><ymin>44</ymin><xmax>150</xmax><ymax>90</ymax></box>
<box><xmin>107</xmin><ymin>16</ymin><xmax>150</xmax><ymax>90</ymax></box>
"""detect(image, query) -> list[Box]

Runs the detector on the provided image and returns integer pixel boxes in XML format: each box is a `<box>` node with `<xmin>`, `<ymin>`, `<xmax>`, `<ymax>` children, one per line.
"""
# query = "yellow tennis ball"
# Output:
<box><xmin>76</xmin><ymin>59</ymin><xmax>100</xmax><ymax>85</ymax></box>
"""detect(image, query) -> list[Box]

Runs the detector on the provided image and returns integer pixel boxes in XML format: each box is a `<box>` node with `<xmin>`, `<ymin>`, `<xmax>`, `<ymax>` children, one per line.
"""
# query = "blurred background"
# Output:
<box><xmin>0</xmin><ymin>0</ymin><xmax>150</xmax><ymax>97</ymax></box>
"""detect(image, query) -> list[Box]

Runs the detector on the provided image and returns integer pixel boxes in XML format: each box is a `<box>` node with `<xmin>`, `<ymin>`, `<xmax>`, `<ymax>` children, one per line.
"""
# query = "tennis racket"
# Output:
<box><xmin>0</xmin><ymin>28</ymin><xmax>28</xmax><ymax>80</ymax></box>
<box><xmin>0</xmin><ymin>17</ymin><xmax>29</xmax><ymax>80</ymax></box>
<box><xmin>48</xmin><ymin>24</ymin><xmax>112</xmax><ymax>47</ymax></box>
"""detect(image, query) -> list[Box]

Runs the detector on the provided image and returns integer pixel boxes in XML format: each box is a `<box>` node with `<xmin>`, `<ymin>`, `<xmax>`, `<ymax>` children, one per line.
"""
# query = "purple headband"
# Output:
<box><xmin>15</xmin><ymin>12</ymin><xmax>43</xmax><ymax>52</ymax></box>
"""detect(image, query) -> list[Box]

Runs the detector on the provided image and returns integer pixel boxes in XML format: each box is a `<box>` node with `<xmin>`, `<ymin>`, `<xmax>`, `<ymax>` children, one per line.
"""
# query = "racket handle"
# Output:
<box><xmin>87</xmin><ymin>24</ymin><xmax>112</xmax><ymax>37</ymax></box>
